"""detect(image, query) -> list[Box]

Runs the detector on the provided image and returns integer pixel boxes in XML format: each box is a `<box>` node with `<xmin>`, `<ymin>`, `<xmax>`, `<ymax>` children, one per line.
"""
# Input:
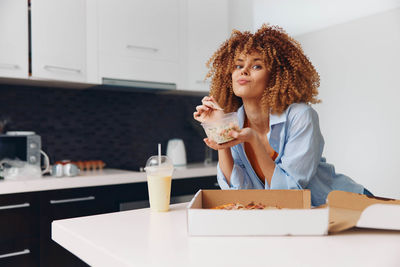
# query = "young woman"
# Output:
<box><xmin>193</xmin><ymin>24</ymin><xmax>371</xmax><ymax>206</ymax></box>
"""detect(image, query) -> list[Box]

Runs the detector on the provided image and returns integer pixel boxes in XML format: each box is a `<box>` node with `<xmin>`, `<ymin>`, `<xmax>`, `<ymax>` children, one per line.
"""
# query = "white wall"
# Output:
<box><xmin>252</xmin><ymin>0</ymin><xmax>400</xmax><ymax>36</ymax></box>
<box><xmin>228</xmin><ymin>0</ymin><xmax>254</xmax><ymax>32</ymax></box>
<box><xmin>296</xmin><ymin>8</ymin><xmax>400</xmax><ymax>198</ymax></box>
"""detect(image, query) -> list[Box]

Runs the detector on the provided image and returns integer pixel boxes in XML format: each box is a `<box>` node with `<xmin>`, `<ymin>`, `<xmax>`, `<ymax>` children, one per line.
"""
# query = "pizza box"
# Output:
<box><xmin>187</xmin><ymin>189</ymin><xmax>400</xmax><ymax>236</ymax></box>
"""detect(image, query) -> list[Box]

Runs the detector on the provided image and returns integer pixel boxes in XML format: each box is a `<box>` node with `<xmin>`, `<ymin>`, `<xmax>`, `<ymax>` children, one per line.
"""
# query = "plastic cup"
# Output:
<box><xmin>201</xmin><ymin>112</ymin><xmax>239</xmax><ymax>144</ymax></box>
<box><xmin>145</xmin><ymin>155</ymin><xmax>174</xmax><ymax>212</ymax></box>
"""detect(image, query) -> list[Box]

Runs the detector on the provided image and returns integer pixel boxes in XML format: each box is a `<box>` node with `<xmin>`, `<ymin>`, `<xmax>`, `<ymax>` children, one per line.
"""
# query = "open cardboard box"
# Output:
<box><xmin>187</xmin><ymin>189</ymin><xmax>400</xmax><ymax>236</ymax></box>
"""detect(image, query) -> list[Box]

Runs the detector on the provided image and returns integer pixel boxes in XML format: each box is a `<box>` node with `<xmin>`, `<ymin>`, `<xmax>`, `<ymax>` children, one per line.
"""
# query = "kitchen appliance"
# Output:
<box><xmin>0</xmin><ymin>132</ymin><xmax>50</xmax><ymax>174</ymax></box>
<box><xmin>166</xmin><ymin>139</ymin><xmax>186</xmax><ymax>167</ymax></box>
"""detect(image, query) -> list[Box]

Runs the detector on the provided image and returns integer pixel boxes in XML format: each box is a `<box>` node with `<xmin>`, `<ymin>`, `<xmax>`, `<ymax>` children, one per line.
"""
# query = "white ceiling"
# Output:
<box><xmin>253</xmin><ymin>0</ymin><xmax>400</xmax><ymax>36</ymax></box>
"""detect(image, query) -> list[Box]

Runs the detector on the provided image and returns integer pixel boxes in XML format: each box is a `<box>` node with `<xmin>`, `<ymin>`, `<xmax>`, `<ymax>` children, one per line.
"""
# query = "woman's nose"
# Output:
<box><xmin>240</xmin><ymin>66</ymin><xmax>249</xmax><ymax>75</ymax></box>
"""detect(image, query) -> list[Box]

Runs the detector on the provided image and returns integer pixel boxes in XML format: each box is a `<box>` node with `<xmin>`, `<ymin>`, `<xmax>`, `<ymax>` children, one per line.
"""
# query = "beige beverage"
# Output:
<box><xmin>147</xmin><ymin>175</ymin><xmax>172</xmax><ymax>212</ymax></box>
<box><xmin>145</xmin><ymin>155</ymin><xmax>174</xmax><ymax>212</ymax></box>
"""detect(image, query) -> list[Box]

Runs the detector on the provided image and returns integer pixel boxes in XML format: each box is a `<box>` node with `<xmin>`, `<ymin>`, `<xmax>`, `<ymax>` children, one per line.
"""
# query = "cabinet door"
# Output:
<box><xmin>0</xmin><ymin>192</ymin><xmax>39</xmax><ymax>242</ymax></box>
<box><xmin>98</xmin><ymin>0</ymin><xmax>180</xmax><ymax>84</ymax></box>
<box><xmin>0</xmin><ymin>192</ymin><xmax>40</xmax><ymax>267</ymax></box>
<box><xmin>39</xmin><ymin>186</ymin><xmax>115</xmax><ymax>267</ymax></box>
<box><xmin>40</xmin><ymin>187</ymin><xmax>115</xmax><ymax>221</ymax></box>
<box><xmin>0</xmin><ymin>238</ymin><xmax>39</xmax><ymax>267</ymax></box>
<box><xmin>0</xmin><ymin>0</ymin><xmax>28</xmax><ymax>78</ymax></box>
<box><xmin>116</xmin><ymin>177</ymin><xmax>219</xmax><ymax>210</ymax></box>
<box><xmin>185</xmin><ymin>0</ymin><xmax>229</xmax><ymax>91</ymax></box>
<box><xmin>31</xmin><ymin>0</ymin><xmax>87</xmax><ymax>82</ymax></box>
<box><xmin>171</xmin><ymin>176</ymin><xmax>219</xmax><ymax>197</ymax></box>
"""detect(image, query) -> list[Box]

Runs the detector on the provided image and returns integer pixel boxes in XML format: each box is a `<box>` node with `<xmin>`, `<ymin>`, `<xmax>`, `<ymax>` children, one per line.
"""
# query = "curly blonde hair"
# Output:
<box><xmin>206</xmin><ymin>24</ymin><xmax>320</xmax><ymax>114</ymax></box>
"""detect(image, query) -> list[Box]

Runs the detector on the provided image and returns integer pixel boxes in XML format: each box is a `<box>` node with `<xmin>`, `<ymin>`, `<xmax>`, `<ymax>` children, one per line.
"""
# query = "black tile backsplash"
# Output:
<box><xmin>0</xmin><ymin>84</ymin><xmax>214</xmax><ymax>170</ymax></box>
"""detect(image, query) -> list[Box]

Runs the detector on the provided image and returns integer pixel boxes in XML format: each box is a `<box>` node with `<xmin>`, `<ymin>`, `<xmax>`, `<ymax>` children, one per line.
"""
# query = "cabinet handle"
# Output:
<box><xmin>0</xmin><ymin>202</ymin><xmax>30</xmax><ymax>210</ymax></box>
<box><xmin>0</xmin><ymin>63</ymin><xmax>19</xmax><ymax>70</ymax></box>
<box><xmin>43</xmin><ymin>65</ymin><xmax>81</xmax><ymax>73</ymax></box>
<box><xmin>0</xmin><ymin>249</ymin><xmax>30</xmax><ymax>259</ymax></box>
<box><xmin>126</xmin><ymin>44</ymin><xmax>159</xmax><ymax>53</ymax></box>
<box><xmin>50</xmin><ymin>196</ymin><xmax>95</xmax><ymax>205</ymax></box>
<box><xmin>195</xmin><ymin>80</ymin><xmax>210</xmax><ymax>84</ymax></box>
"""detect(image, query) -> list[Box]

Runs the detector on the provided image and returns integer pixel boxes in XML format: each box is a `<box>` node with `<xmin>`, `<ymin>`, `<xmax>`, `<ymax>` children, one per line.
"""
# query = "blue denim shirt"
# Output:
<box><xmin>217</xmin><ymin>103</ymin><xmax>365</xmax><ymax>206</ymax></box>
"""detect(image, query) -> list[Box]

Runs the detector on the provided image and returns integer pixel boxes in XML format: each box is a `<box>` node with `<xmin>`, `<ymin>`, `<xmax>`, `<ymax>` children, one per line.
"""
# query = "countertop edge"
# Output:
<box><xmin>0</xmin><ymin>164</ymin><xmax>217</xmax><ymax>195</ymax></box>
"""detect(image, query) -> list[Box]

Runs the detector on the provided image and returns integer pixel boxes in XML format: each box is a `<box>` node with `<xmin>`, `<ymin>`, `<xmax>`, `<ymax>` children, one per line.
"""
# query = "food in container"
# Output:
<box><xmin>211</xmin><ymin>202</ymin><xmax>282</xmax><ymax>210</ymax></box>
<box><xmin>201</xmin><ymin>112</ymin><xmax>240</xmax><ymax>144</ymax></box>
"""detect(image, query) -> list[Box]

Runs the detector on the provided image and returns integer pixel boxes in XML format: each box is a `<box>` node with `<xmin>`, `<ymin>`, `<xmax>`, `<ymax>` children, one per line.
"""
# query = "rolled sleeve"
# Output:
<box><xmin>270</xmin><ymin>164</ymin><xmax>302</xmax><ymax>189</ymax></box>
<box><xmin>217</xmin><ymin>162</ymin><xmax>253</xmax><ymax>189</ymax></box>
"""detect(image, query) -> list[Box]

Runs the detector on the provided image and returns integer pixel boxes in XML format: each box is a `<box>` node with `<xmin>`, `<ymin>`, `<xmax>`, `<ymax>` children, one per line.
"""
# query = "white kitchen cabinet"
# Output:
<box><xmin>184</xmin><ymin>0</ymin><xmax>229</xmax><ymax>92</ymax></box>
<box><xmin>31</xmin><ymin>0</ymin><xmax>98</xmax><ymax>83</ymax></box>
<box><xmin>0</xmin><ymin>0</ymin><xmax>29</xmax><ymax>79</ymax></box>
<box><xmin>98</xmin><ymin>0</ymin><xmax>181</xmax><ymax>86</ymax></box>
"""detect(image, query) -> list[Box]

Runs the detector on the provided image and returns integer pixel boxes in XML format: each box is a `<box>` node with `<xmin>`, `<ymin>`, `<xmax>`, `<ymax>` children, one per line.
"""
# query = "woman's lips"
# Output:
<box><xmin>237</xmin><ymin>79</ymin><xmax>250</xmax><ymax>85</ymax></box>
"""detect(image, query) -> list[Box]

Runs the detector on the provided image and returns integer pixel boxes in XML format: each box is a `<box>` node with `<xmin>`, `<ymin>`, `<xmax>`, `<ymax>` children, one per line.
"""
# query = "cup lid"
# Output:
<box><xmin>144</xmin><ymin>155</ymin><xmax>173</xmax><ymax>172</ymax></box>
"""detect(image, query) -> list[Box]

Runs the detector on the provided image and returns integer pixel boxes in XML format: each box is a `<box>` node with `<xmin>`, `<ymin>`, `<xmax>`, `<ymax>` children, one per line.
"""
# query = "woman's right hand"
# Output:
<box><xmin>193</xmin><ymin>96</ymin><xmax>224</xmax><ymax>123</ymax></box>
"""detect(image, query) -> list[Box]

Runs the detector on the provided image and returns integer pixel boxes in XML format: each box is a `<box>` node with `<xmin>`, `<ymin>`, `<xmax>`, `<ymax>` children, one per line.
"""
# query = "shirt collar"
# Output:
<box><xmin>237</xmin><ymin>105</ymin><xmax>286</xmax><ymax>129</ymax></box>
<box><xmin>269</xmin><ymin>111</ymin><xmax>287</xmax><ymax>126</ymax></box>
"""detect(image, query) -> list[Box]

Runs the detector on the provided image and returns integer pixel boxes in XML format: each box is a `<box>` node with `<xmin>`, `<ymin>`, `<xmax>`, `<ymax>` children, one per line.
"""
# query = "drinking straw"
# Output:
<box><xmin>158</xmin><ymin>143</ymin><xmax>161</xmax><ymax>166</ymax></box>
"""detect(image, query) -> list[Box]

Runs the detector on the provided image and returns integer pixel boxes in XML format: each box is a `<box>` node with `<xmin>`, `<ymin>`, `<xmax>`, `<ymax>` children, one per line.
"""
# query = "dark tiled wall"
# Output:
<box><xmin>0</xmin><ymin>84</ymin><xmax>213</xmax><ymax>170</ymax></box>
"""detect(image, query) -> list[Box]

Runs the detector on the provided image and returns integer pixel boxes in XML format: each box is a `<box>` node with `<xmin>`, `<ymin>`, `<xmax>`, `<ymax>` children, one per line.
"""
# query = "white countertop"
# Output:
<box><xmin>0</xmin><ymin>163</ymin><xmax>217</xmax><ymax>195</ymax></box>
<box><xmin>52</xmin><ymin>203</ymin><xmax>400</xmax><ymax>267</ymax></box>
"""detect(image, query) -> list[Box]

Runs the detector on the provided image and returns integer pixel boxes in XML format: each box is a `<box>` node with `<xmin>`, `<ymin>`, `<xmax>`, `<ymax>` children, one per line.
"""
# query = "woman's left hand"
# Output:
<box><xmin>203</xmin><ymin>127</ymin><xmax>256</xmax><ymax>150</ymax></box>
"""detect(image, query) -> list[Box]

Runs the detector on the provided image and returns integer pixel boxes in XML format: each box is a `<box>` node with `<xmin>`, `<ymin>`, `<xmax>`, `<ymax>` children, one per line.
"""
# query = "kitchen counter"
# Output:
<box><xmin>52</xmin><ymin>203</ymin><xmax>400</xmax><ymax>267</ymax></box>
<box><xmin>0</xmin><ymin>163</ymin><xmax>217</xmax><ymax>195</ymax></box>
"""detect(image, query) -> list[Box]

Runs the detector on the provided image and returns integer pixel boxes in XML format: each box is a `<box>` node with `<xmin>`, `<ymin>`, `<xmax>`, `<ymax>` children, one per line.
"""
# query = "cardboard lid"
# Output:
<box><xmin>327</xmin><ymin>190</ymin><xmax>400</xmax><ymax>233</ymax></box>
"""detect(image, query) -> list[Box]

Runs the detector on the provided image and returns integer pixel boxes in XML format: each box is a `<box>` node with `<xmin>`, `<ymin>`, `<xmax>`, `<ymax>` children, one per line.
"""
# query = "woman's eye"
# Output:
<box><xmin>235</xmin><ymin>65</ymin><xmax>243</xmax><ymax>69</ymax></box>
<box><xmin>252</xmin><ymin>65</ymin><xmax>262</xmax><ymax>70</ymax></box>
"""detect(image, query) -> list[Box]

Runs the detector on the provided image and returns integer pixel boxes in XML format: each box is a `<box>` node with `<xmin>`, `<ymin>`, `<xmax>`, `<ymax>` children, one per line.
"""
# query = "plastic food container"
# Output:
<box><xmin>201</xmin><ymin>112</ymin><xmax>240</xmax><ymax>144</ymax></box>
